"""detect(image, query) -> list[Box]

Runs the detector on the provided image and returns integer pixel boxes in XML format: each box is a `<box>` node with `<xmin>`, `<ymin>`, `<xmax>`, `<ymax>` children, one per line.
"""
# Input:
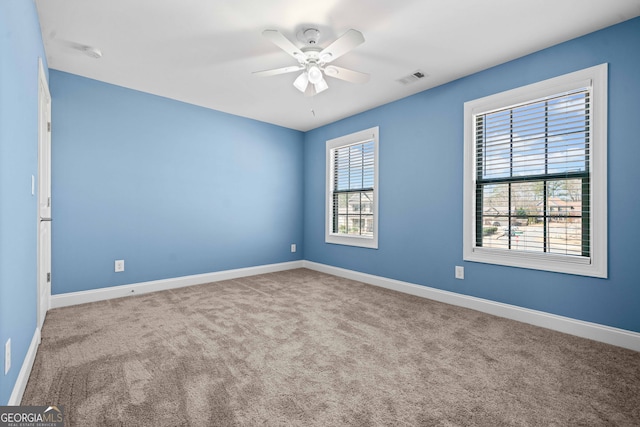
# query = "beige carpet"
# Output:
<box><xmin>22</xmin><ymin>268</ymin><xmax>640</xmax><ymax>426</ymax></box>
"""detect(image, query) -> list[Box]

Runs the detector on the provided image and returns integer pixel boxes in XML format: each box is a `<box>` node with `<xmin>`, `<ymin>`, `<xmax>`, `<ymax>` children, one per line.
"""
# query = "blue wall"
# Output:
<box><xmin>3</xmin><ymin>5</ymin><xmax>639</xmax><ymax>405</ymax></box>
<box><xmin>303</xmin><ymin>17</ymin><xmax>640</xmax><ymax>333</ymax></box>
<box><xmin>0</xmin><ymin>0</ymin><xmax>47</xmax><ymax>405</ymax></box>
<box><xmin>50</xmin><ymin>71</ymin><xmax>304</xmax><ymax>294</ymax></box>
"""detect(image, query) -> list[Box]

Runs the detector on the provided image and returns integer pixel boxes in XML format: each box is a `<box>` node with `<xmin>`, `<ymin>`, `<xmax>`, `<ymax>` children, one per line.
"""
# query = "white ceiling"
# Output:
<box><xmin>36</xmin><ymin>0</ymin><xmax>640</xmax><ymax>132</ymax></box>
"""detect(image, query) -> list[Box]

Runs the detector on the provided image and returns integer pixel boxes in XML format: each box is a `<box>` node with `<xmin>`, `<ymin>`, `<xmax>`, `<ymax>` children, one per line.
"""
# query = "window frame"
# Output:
<box><xmin>463</xmin><ymin>64</ymin><xmax>607</xmax><ymax>278</ymax></box>
<box><xmin>326</xmin><ymin>126</ymin><xmax>379</xmax><ymax>249</ymax></box>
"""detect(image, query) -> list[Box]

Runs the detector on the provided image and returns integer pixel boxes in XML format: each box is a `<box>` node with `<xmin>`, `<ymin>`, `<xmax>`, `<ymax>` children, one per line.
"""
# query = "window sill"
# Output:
<box><xmin>464</xmin><ymin>247</ymin><xmax>606</xmax><ymax>278</ymax></box>
<box><xmin>326</xmin><ymin>234</ymin><xmax>378</xmax><ymax>249</ymax></box>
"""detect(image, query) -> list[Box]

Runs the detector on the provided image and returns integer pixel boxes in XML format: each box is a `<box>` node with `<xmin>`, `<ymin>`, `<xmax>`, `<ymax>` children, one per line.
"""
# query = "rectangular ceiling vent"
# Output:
<box><xmin>396</xmin><ymin>70</ymin><xmax>428</xmax><ymax>85</ymax></box>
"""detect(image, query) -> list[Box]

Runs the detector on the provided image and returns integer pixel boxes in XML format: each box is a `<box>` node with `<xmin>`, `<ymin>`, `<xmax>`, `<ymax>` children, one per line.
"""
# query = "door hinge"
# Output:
<box><xmin>47</xmin><ymin>122</ymin><xmax>51</xmax><ymax>132</ymax></box>
<box><xmin>47</xmin><ymin>197</ymin><xmax>51</xmax><ymax>207</ymax></box>
<box><xmin>46</xmin><ymin>272</ymin><xmax>51</xmax><ymax>283</ymax></box>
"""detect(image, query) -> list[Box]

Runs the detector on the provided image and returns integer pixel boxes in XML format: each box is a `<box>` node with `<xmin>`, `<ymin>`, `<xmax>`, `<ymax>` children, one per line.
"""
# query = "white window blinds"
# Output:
<box><xmin>331</xmin><ymin>140</ymin><xmax>375</xmax><ymax>237</ymax></box>
<box><xmin>475</xmin><ymin>88</ymin><xmax>590</xmax><ymax>257</ymax></box>
<box><xmin>477</xmin><ymin>89</ymin><xmax>590</xmax><ymax>181</ymax></box>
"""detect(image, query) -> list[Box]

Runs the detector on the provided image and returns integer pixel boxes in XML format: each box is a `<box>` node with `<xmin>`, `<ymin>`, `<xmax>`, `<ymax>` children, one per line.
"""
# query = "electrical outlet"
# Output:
<box><xmin>115</xmin><ymin>260</ymin><xmax>125</xmax><ymax>272</ymax></box>
<box><xmin>455</xmin><ymin>266</ymin><xmax>465</xmax><ymax>280</ymax></box>
<box><xmin>5</xmin><ymin>339</ymin><xmax>10</xmax><ymax>375</ymax></box>
<box><xmin>290</xmin><ymin>244</ymin><xmax>296</xmax><ymax>253</ymax></box>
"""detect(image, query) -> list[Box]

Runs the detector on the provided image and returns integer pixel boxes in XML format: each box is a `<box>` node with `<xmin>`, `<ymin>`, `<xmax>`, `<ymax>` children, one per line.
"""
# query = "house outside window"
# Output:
<box><xmin>326</xmin><ymin>126</ymin><xmax>379</xmax><ymax>249</ymax></box>
<box><xmin>463</xmin><ymin>64</ymin><xmax>607</xmax><ymax>277</ymax></box>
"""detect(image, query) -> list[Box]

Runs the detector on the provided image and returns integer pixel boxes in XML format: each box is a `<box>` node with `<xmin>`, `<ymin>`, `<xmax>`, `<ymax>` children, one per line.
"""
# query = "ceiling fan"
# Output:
<box><xmin>253</xmin><ymin>28</ymin><xmax>369</xmax><ymax>96</ymax></box>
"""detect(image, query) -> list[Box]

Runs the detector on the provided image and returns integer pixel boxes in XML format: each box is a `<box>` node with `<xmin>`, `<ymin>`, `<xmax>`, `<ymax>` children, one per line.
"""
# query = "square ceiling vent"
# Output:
<box><xmin>396</xmin><ymin>70</ymin><xmax>428</xmax><ymax>85</ymax></box>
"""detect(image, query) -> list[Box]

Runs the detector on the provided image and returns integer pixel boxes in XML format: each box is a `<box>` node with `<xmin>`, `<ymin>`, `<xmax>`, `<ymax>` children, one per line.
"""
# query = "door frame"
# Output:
<box><xmin>36</xmin><ymin>57</ymin><xmax>52</xmax><ymax>330</ymax></box>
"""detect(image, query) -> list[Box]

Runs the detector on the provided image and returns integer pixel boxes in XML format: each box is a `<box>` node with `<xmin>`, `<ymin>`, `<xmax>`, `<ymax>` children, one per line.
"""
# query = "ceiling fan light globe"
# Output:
<box><xmin>293</xmin><ymin>72</ymin><xmax>309</xmax><ymax>92</ymax></box>
<box><xmin>307</xmin><ymin>65</ymin><xmax>323</xmax><ymax>84</ymax></box>
<box><xmin>314</xmin><ymin>77</ymin><xmax>329</xmax><ymax>94</ymax></box>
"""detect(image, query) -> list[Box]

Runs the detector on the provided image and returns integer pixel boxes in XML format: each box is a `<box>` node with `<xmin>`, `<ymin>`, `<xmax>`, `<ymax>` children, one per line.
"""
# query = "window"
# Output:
<box><xmin>326</xmin><ymin>126</ymin><xmax>379</xmax><ymax>248</ymax></box>
<box><xmin>463</xmin><ymin>64</ymin><xmax>607</xmax><ymax>277</ymax></box>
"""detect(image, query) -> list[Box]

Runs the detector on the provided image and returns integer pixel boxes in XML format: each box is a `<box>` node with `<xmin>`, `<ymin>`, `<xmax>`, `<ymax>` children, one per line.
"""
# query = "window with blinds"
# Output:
<box><xmin>475</xmin><ymin>88</ymin><xmax>590</xmax><ymax>257</ymax></box>
<box><xmin>331</xmin><ymin>140</ymin><xmax>375</xmax><ymax>237</ymax></box>
<box><xmin>463</xmin><ymin>64</ymin><xmax>607</xmax><ymax>277</ymax></box>
<box><xmin>326</xmin><ymin>127</ymin><xmax>379</xmax><ymax>248</ymax></box>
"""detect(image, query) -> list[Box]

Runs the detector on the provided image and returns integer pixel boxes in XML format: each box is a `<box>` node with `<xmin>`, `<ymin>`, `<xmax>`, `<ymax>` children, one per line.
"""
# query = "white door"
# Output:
<box><xmin>37</xmin><ymin>58</ymin><xmax>52</xmax><ymax>330</ymax></box>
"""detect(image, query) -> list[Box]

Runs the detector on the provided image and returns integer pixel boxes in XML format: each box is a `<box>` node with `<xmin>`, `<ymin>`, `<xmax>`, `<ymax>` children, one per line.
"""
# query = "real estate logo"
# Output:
<box><xmin>0</xmin><ymin>406</ymin><xmax>64</xmax><ymax>427</ymax></box>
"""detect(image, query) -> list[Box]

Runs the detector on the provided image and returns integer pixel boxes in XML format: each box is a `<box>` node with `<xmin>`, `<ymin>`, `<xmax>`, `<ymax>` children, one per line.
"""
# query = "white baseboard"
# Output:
<box><xmin>8</xmin><ymin>328</ymin><xmax>41</xmax><ymax>405</ymax></box>
<box><xmin>51</xmin><ymin>261</ymin><xmax>304</xmax><ymax>309</ymax></box>
<box><xmin>303</xmin><ymin>261</ymin><xmax>640</xmax><ymax>352</ymax></box>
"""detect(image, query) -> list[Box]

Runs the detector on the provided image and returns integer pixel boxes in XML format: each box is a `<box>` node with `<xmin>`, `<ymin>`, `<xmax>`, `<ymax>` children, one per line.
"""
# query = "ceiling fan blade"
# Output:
<box><xmin>262</xmin><ymin>30</ymin><xmax>305</xmax><ymax>62</ymax></box>
<box><xmin>319</xmin><ymin>29</ymin><xmax>365</xmax><ymax>63</ymax></box>
<box><xmin>323</xmin><ymin>65</ymin><xmax>370</xmax><ymax>83</ymax></box>
<box><xmin>253</xmin><ymin>65</ymin><xmax>304</xmax><ymax>77</ymax></box>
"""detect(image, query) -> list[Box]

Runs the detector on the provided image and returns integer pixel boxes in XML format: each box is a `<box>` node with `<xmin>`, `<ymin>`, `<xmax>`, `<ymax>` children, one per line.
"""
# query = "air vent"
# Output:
<box><xmin>396</xmin><ymin>70</ymin><xmax>427</xmax><ymax>85</ymax></box>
